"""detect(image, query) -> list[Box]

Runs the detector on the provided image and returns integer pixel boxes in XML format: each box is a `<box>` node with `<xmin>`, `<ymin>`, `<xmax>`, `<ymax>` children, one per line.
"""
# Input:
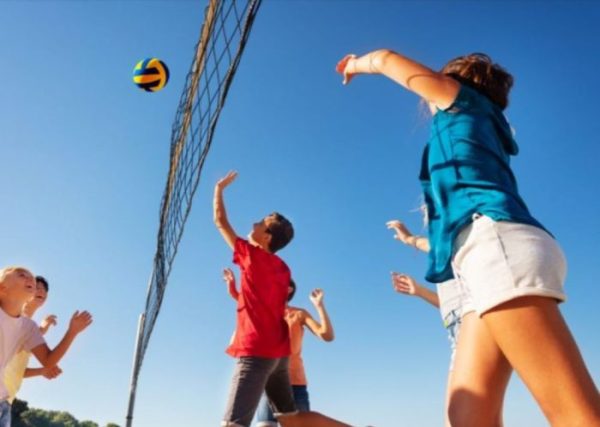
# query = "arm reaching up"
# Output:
<box><xmin>391</xmin><ymin>272</ymin><xmax>439</xmax><ymax>308</ymax></box>
<box><xmin>386</xmin><ymin>220</ymin><xmax>430</xmax><ymax>252</ymax></box>
<box><xmin>213</xmin><ymin>171</ymin><xmax>240</xmax><ymax>250</ymax></box>
<box><xmin>31</xmin><ymin>310</ymin><xmax>92</xmax><ymax>368</ymax></box>
<box><xmin>303</xmin><ymin>289</ymin><xmax>335</xmax><ymax>342</ymax></box>
<box><xmin>223</xmin><ymin>268</ymin><xmax>239</xmax><ymax>301</ymax></box>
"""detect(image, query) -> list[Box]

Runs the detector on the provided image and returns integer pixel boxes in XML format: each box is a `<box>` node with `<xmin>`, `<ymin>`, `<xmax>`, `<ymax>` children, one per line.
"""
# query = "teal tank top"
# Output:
<box><xmin>420</xmin><ymin>84</ymin><xmax>546</xmax><ymax>283</ymax></box>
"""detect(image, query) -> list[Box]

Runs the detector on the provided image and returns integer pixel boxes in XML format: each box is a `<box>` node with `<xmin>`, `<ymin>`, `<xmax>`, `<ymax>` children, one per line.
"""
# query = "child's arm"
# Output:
<box><xmin>303</xmin><ymin>289</ymin><xmax>334</xmax><ymax>342</ymax></box>
<box><xmin>39</xmin><ymin>315</ymin><xmax>57</xmax><ymax>335</ymax></box>
<box><xmin>386</xmin><ymin>220</ymin><xmax>430</xmax><ymax>252</ymax></box>
<box><xmin>30</xmin><ymin>310</ymin><xmax>92</xmax><ymax>368</ymax></box>
<box><xmin>336</xmin><ymin>50</ymin><xmax>460</xmax><ymax>110</ymax></box>
<box><xmin>223</xmin><ymin>268</ymin><xmax>239</xmax><ymax>301</ymax></box>
<box><xmin>23</xmin><ymin>365</ymin><xmax>62</xmax><ymax>380</ymax></box>
<box><xmin>213</xmin><ymin>171</ymin><xmax>240</xmax><ymax>250</ymax></box>
<box><xmin>391</xmin><ymin>272</ymin><xmax>439</xmax><ymax>308</ymax></box>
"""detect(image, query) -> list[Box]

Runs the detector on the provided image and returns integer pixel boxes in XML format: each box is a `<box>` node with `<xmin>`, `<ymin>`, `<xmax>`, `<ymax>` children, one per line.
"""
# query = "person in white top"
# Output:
<box><xmin>0</xmin><ymin>267</ymin><xmax>92</xmax><ymax>427</ymax></box>
<box><xmin>4</xmin><ymin>276</ymin><xmax>62</xmax><ymax>404</ymax></box>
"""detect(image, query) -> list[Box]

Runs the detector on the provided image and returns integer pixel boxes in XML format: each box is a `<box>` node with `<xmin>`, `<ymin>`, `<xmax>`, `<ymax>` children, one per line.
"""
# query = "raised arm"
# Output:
<box><xmin>386</xmin><ymin>220</ymin><xmax>430</xmax><ymax>252</ymax></box>
<box><xmin>213</xmin><ymin>171</ymin><xmax>239</xmax><ymax>250</ymax></box>
<box><xmin>391</xmin><ymin>272</ymin><xmax>439</xmax><ymax>308</ymax></box>
<box><xmin>303</xmin><ymin>289</ymin><xmax>334</xmax><ymax>342</ymax></box>
<box><xmin>31</xmin><ymin>310</ymin><xmax>92</xmax><ymax>367</ymax></box>
<box><xmin>223</xmin><ymin>268</ymin><xmax>239</xmax><ymax>301</ymax></box>
<box><xmin>336</xmin><ymin>50</ymin><xmax>460</xmax><ymax>110</ymax></box>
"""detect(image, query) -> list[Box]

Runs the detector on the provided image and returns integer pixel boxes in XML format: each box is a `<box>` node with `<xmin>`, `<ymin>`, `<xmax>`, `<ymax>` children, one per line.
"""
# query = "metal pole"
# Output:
<box><xmin>125</xmin><ymin>313</ymin><xmax>146</xmax><ymax>427</ymax></box>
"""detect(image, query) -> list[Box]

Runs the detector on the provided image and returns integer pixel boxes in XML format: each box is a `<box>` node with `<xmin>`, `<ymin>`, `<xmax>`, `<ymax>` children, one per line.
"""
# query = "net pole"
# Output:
<box><xmin>125</xmin><ymin>313</ymin><xmax>146</xmax><ymax>427</ymax></box>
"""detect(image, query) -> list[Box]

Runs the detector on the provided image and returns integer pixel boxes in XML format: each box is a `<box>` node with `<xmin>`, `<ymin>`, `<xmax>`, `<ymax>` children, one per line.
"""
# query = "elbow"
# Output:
<box><xmin>321</xmin><ymin>332</ymin><xmax>335</xmax><ymax>342</ymax></box>
<box><xmin>372</xmin><ymin>49</ymin><xmax>395</xmax><ymax>70</ymax></box>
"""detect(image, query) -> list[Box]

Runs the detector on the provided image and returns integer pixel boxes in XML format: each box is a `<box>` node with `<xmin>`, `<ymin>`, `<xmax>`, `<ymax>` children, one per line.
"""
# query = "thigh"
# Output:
<box><xmin>264</xmin><ymin>358</ymin><xmax>297</xmax><ymax>417</ymax></box>
<box><xmin>223</xmin><ymin>357</ymin><xmax>277</xmax><ymax>427</ymax></box>
<box><xmin>448</xmin><ymin>312</ymin><xmax>512</xmax><ymax>427</ymax></box>
<box><xmin>484</xmin><ymin>296</ymin><xmax>600</xmax><ymax>426</ymax></box>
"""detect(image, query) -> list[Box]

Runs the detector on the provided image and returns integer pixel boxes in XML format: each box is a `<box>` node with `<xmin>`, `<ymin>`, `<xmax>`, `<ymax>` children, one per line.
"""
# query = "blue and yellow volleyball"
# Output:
<box><xmin>133</xmin><ymin>58</ymin><xmax>170</xmax><ymax>92</ymax></box>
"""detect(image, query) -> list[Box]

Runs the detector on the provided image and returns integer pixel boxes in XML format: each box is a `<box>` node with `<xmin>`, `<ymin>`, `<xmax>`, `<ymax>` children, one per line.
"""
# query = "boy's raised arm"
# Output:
<box><xmin>213</xmin><ymin>171</ymin><xmax>239</xmax><ymax>250</ymax></box>
<box><xmin>31</xmin><ymin>310</ymin><xmax>92</xmax><ymax>367</ymax></box>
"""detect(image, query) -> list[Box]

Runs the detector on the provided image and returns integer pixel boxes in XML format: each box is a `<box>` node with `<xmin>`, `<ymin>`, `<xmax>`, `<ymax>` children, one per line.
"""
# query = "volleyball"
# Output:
<box><xmin>133</xmin><ymin>58</ymin><xmax>170</xmax><ymax>92</ymax></box>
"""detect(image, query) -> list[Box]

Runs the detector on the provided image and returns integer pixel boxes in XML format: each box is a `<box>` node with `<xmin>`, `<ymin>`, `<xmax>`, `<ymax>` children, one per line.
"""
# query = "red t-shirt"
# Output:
<box><xmin>226</xmin><ymin>238</ymin><xmax>291</xmax><ymax>358</ymax></box>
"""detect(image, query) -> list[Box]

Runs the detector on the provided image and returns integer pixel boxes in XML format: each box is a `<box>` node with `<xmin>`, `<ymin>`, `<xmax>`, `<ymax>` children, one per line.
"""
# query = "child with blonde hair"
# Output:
<box><xmin>0</xmin><ymin>267</ymin><xmax>92</xmax><ymax>426</ymax></box>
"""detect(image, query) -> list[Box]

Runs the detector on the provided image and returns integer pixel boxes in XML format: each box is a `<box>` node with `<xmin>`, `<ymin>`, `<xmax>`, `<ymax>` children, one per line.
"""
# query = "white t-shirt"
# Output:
<box><xmin>0</xmin><ymin>308</ymin><xmax>45</xmax><ymax>400</ymax></box>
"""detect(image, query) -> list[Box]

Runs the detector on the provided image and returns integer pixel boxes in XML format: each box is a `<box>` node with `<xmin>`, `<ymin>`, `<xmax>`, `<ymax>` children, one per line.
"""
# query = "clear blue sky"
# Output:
<box><xmin>1</xmin><ymin>1</ymin><xmax>599</xmax><ymax>426</ymax></box>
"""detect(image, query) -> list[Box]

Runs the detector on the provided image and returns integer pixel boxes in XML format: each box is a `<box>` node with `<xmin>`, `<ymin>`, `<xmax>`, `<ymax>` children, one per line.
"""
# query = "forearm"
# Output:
<box><xmin>213</xmin><ymin>187</ymin><xmax>229</xmax><ymax>228</ymax></box>
<box><xmin>315</xmin><ymin>305</ymin><xmax>335</xmax><ymax>342</ymax></box>
<box><xmin>24</xmin><ymin>368</ymin><xmax>45</xmax><ymax>378</ymax></box>
<box><xmin>353</xmin><ymin>50</ymin><xmax>435</xmax><ymax>89</ymax></box>
<box><xmin>45</xmin><ymin>330</ymin><xmax>77</xmax><ymax>366</ymax></box>
<box><xmin>228</xmin><ymin>288</ymin><xmax>239</xmax><ymax>301</ymax></box>
<box><xmin>415</xmin><ymin>285</ymin><xmax>439</xmax><ymax>308</ymax></box>
<box><xmin>405</xmin><ymin>235</ymin><xmax>430</xmax><ymax>252</ymax></box>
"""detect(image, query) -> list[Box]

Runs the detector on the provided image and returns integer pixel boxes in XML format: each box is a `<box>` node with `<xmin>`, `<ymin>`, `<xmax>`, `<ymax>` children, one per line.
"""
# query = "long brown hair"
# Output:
<box><xmin>441</xmin><ymin>53</ymin><xmax>513</xmax><ymax>110</ymax></box>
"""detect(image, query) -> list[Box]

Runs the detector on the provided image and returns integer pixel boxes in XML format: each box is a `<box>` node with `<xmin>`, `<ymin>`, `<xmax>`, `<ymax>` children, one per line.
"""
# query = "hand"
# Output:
<box><xmin>215</xmin><ymin>171</ymin><xmax>238</xmax><ymax>191</ymax></box>
<box><xmin>223</xmin><ymin>268</ymin><xmax>238</xmax><ymax>298</ymax></box>
<box><xmin>336</xmin><ymin>54</ymin><xmax>357</xmax><ymax>85</ymax></box>
<box><xmin>41</xmin><ymin>365</ymin><xmax>62</xmax><ymax>380</ymax></box>
<box><xmin>309</xmin><ymin>289</ymin><xmax>325</xmax><ymax>308</ymax></box>
<box><xmin>68</xmin><ymin>311</ymin><xmax>93</xmax><ymax>335</ymax></box>
<box><xmin>223</xmin><ymin>268</ymin><xmax>235</xmax><ymax>286</ymax></box>
<box><xmin>39</xmin><ymin>315</ymin><xmax>57</xmax><ymax>334</ymax></box>
<box><xmin>391</xmin><ymin>272</ymin><xmax>419</xmax><ymax>296</ymax></box>
<box><xmin>386</xmin><ymin>220</ymin><xmax>414</xmax><ymax>244</ymax></box>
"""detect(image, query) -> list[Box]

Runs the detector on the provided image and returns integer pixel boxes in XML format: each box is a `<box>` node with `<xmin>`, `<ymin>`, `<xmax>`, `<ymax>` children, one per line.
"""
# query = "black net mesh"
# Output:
<box><xmin>127</xmin><ymin>1</ymin><xmax>262</xmax><ymax>423</ymax></box>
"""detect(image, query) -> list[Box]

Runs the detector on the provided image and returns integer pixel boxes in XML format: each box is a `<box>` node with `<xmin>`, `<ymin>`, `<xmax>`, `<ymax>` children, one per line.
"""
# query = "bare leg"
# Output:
<box><xmin>277</xmin><ymin>411</ymin><xmax>352</xmax><ymax>427</ymax></box>
<box><xmin>447</xmin><ymin>312</ymin><xmax>512</xmax><ymax>427</ymax></box>
<box><xmin>483</xmin><ymin>296</ymin><xmax>600</xmax><ymax>427</ymax></box>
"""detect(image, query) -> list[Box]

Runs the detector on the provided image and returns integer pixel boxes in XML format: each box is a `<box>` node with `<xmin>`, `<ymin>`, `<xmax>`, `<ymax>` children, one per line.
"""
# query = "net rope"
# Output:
<box><xmin>126</xmin><ymin>1</ymin><xmax>262</xmax><ymax>424</ymax></box>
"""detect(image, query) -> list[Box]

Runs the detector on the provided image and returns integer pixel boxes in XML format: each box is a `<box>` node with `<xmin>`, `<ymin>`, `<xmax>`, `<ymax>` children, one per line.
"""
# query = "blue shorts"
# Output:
<box><xmin>256</xmin><ymin>385</ymin><xmax>310</xmax><ymax>426</ymax></box>
<box><xmin>0</xmin><ymin>401</ymin><xmax>11</xmax><ymax>427</ymax></box>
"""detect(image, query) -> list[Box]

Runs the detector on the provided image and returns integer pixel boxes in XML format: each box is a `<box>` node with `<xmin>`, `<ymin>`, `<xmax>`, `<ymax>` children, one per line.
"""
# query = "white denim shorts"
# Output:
<box><xmin>436</xmin><ymin>279</ymin><xmax>463</xmax><ymax>370</ymax></box>
<box><xmin>449</xmin><ymin>214</ymin><xmax>567</xmax><ymax>316</ymax></box>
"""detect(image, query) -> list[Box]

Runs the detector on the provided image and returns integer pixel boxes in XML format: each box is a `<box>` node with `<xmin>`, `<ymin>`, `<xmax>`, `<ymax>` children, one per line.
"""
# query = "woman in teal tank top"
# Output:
<box><xmin>337</xmin><ymin>51</ymin><xmax>600</xmax><ymax>426</ymax></box>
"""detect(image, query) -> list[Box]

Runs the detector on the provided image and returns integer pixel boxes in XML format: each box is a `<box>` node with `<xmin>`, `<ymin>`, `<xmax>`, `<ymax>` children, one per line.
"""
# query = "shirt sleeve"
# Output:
<box><xmin>443</xmin><ymin>84</ymin><xmax>487</xmax><ymax>113</ymax></box>
<box><xmin>22</xmin><ymin>320</ymin><xmax>45</xmax><ymax>352</ymax></box>
<box><xmin>233</xmin><ymin>238</ymin><xmax>253</xmax><ymax>269</ymax></box>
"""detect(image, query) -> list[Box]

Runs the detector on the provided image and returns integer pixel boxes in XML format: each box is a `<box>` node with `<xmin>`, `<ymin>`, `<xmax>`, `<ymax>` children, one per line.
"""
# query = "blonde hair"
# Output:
<box><xmin>0</xmin><ymin>266</ymin><xmax>34</xmax><ymax>285</ymax></box>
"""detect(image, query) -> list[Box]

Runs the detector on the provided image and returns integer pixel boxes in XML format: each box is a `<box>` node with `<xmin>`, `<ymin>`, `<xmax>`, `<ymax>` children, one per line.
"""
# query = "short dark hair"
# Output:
<box><xmin>36</xmin><ymin>275</ymin><xmax>49</xmax><ymax>292</ymax></box>
<box><xmin>266</xmin><ymin>212</ymin><xmax>294</xmax><ymax>253</ymax></box>
<box><xmin>287</xmin><ymin>279</ymin><xmax>297</xmax><ymax>302</ymax></box>
<box><xmin>440</xmin><ymin>53</ymin><xmax>513</xmax><ymax>110</ymax></box>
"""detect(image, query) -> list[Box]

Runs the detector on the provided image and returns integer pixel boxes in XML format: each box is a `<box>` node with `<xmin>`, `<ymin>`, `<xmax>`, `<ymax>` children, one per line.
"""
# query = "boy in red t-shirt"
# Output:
<box><xmin>214</xmin><ymin>171</ymin><xmax>351</xmax><ymax>427</ymax></box>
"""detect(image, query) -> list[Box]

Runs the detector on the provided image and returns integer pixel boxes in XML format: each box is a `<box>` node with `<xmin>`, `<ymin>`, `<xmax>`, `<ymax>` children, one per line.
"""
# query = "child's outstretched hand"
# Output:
<box><xmin>68</xmin><ymin>311</ymin><xmax>93</xmax><ymax>335</ymax></box>
<box><xmin>391</xmin><ymin>272</ymin><xmax>418</xmax><ymax>296</ymax></box>
<box><xmin>386</xmin><ymin>220</ymin><xmax>414</xmax><ymax>244</ymax></box>
<box><xmin>223</xmin><ymin>268</ymin><xmax>239</xmax><ymax>300</ymax></box>
<box><xmin>336</xmin><ymin>54</ymin><xmax>358</xmax><ymax>85</ymax></box>
<box><xmin>215</xmin><ymin>171</ymin><xmax>238</xmax><ymax>190</ymax></box>
<box><xmin>41</xmin><ymin>365</ymin><xmax>62</xmax><ymax>380</ymax></box>
<box><xmin>309</xmin><ymin>289</ymin><xmax>325</xmax><ymax>308</ymax></box>
<box><xmin>39</xmin><ymin>315</ymin><xmax>57</xmax><ymax>334</ymax></box>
